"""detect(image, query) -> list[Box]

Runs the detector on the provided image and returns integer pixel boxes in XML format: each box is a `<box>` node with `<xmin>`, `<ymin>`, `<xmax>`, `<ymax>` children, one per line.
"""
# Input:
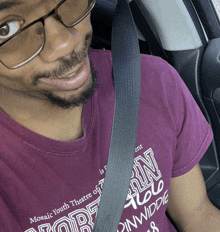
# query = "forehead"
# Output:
<box><xmin>0</xmin><ymin>0</ymin><xmax>60</xmax><ymax>13</ymax></box>
<box><xmin>0</xmin><ymin>0</ymin><xmax>61</xmax><ymax>20</ymax></box>
<box><xmin>0</xmin><ymin>0</ymin><xmax>23</xmax><ymax>14</ymax></box>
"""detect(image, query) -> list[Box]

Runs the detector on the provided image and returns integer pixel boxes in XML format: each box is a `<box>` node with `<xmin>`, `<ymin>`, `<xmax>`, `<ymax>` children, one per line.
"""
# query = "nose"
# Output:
<box><xmin>39</xmin><ymin>16</ymin><xmax>82</xmax><ymax>63</ymax></box>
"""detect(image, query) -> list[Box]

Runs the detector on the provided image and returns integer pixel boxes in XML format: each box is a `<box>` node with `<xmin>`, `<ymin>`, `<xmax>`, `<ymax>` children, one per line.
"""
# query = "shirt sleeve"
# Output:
<box><xmin>170</xmin><ymin>67</ymin><xmax>213</xmax><ymax>178</ymax></box>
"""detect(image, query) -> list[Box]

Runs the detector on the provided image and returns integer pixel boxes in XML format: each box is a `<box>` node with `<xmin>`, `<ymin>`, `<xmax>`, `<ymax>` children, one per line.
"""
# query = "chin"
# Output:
<box><xmin>45</xmin><ymin>70</ymin><xmax>98</xmax><ymax>109</ymax></box>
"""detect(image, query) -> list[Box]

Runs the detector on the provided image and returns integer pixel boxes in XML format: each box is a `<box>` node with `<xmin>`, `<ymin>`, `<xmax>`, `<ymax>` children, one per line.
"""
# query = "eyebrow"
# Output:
<box><xmin>0</xmin><ymin>0</ymin><xmax>23</xmax><ymax>11</ymax></box>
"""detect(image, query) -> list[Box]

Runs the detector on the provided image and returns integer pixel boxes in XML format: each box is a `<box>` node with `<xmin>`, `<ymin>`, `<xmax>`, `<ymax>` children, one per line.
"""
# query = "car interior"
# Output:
<box><xmin>91</xmin><ymin>0</ymin><xmax>220</xmax><ymax>229</ymax></box>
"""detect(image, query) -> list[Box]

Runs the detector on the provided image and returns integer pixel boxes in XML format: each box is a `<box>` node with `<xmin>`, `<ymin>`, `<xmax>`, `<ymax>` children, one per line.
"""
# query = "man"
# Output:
<box><xmin>0</xmin><ymin>0</ymin><xmax>219</xmax><ymax>231</ymax></box>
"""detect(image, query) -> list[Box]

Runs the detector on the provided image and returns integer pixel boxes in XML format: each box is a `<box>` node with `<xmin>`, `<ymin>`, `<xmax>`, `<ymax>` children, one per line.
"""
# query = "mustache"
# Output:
<box><xmin>33</xmin><ymin>32</ymin><xmax>92</xmax><ymax>85</ymax></box>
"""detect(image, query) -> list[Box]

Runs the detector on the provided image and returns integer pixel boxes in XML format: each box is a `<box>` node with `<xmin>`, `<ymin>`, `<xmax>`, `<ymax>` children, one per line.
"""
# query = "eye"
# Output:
<box><xmin>0</xmin><ymin>20</ymin><xmax>23</xmax><ymax>40</ymax></box>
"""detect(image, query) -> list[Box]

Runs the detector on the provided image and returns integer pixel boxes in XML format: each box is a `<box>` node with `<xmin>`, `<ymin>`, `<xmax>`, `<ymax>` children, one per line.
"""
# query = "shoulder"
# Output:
<box><xmin>89</xmin><ymin>49</ymin><xmax>187</xmax><ymax>113</ymax></box>
<box><xmin>89</xmin><ymin>49</ymin><xmax>191</xmax><ymax>102</ymax></box>
<box><xmin>89</xmin><ymin>49</ymin><xmax>112</xmax><ymax>67</ymax></box>
<box><xmin>140</xmin><ymin>53</ymin><xmax>181</xmax><ymax>93</ymax></box>
<box><xmin>89</xmin><ymin>49</ymin><xmax>179</xmax><ymax>85</ymax></box>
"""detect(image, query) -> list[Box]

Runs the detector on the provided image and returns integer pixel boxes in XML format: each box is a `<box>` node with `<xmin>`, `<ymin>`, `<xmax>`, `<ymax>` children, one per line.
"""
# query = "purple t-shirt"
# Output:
<box><xmin>0</xmin><ymin>49</ymin><xmax>213</xmax><ymax>232</ymax></box>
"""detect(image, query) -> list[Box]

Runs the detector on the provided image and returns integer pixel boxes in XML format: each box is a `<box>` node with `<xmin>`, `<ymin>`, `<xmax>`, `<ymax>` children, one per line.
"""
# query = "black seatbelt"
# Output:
<box><xmin>93</xmin><ymin>0</ymin><xmax>141</xmax><ymax>231</ymax></box>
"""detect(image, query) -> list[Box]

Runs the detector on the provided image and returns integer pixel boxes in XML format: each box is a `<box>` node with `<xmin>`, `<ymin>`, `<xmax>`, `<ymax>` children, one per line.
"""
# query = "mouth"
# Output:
<box><xmin>38</xmin><ymin>56</ymin><xmax>91</xmax><ymax>91</ymax></box>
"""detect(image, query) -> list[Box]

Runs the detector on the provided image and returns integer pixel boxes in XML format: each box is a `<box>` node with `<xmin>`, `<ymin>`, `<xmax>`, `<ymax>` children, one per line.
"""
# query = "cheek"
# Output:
<box><xmin>75</xmin><ymin>14</ymin><xmax>93</xmax><ymax>37</ymax></box>
<box><xmin>0</xmin><ymin>68</ymin><xmax>35</xmax><ymax>90</ymax></box>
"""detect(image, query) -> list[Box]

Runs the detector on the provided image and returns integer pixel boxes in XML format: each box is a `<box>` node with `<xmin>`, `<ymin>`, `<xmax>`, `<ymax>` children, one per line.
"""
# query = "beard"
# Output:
<box><xmin>33</xmin><ymin>32</ymin><xmax>98</xmax><ymax>109</ymax></box>
<box><xmin>45</xmin><ymin>60</ymin><xmax>98</xmax><ymax>109</ymax></box>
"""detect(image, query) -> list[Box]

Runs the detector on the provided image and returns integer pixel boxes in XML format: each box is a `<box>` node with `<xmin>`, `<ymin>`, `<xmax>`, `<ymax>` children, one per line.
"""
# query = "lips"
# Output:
<box><xmin>39</xmin><ymin>56</ymin><xmax>91</xmax><ymax>91</ymax></box>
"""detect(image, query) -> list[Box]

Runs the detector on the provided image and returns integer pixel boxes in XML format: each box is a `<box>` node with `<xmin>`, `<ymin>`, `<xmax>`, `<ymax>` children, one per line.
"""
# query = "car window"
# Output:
<box><xmin>211</xmin><ymin>0</ymin><xmax>220</xmax><ymax>19</ymax></box>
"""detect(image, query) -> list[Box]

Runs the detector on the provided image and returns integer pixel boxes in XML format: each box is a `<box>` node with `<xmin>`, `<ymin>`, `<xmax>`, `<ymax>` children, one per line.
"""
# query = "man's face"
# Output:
<box><xmin>0</xmin><ymin>0</ymin><xmax>97</xmax><ymax>109</ymax></box>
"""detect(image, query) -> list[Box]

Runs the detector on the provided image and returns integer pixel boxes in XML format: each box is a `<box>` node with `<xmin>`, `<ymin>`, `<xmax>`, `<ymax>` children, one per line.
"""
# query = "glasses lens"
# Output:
<box><xmin>58</xmin><ymin>0</ymin><xmax>93</xmax><ymax>26</ymax></box>
<box><xmin>0</xmin><ymin>22</ymin><xmax>44</xmax><ymax>69</ymax></box>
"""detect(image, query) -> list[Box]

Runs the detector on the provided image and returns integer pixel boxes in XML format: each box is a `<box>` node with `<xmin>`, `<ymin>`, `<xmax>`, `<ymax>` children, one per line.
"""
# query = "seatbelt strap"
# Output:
<box><xmin>93</xmin><ymin>0</ymin><xmax>141</xmax><ymax>231</ymax></box>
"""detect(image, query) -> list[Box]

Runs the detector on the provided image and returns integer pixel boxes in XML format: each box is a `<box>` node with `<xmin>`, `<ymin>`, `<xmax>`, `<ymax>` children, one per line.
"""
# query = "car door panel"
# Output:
<box><xmin>200</xmin><ymin>38</ymin><xmax>220</xmax><ymax>207</ymax></box>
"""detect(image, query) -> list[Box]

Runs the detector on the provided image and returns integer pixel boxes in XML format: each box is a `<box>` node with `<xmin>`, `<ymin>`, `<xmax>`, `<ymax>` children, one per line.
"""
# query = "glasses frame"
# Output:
<box><xmin>0</xmin><ymin>0</ymin><xmax>96</xmax><ymax>69</ymax></box>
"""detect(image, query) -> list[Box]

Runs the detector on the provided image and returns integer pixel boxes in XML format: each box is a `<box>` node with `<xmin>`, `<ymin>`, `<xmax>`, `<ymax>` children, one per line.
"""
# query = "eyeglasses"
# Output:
<box><xmin>0</xmin><ymin>0</ymin><xmax>96</xmax><ymax>69</ymax></box>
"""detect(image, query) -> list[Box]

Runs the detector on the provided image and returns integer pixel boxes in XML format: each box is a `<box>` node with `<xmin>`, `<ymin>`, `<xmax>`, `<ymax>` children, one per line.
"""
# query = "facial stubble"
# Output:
<box><xmin>45</xmin><ymin>61</ymin><xmax>98</xmax><ymax>109</ymax></box>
